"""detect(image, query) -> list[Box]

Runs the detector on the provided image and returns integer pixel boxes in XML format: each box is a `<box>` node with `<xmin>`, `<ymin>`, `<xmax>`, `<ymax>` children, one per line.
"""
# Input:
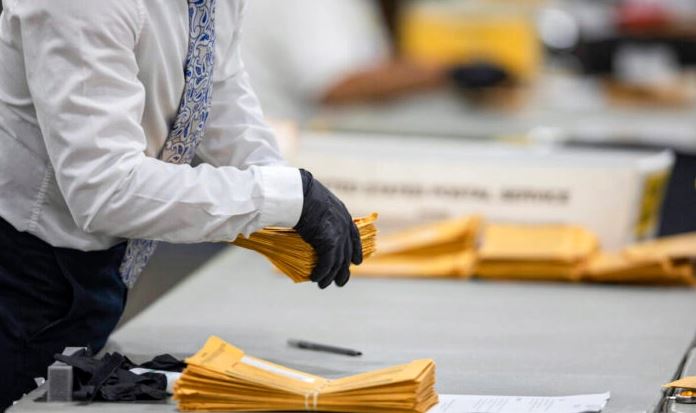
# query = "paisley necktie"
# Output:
<box><xmin>119</xmin><ymin>0</ymin><xmax>217</xmax><ymax>287</ymax></box>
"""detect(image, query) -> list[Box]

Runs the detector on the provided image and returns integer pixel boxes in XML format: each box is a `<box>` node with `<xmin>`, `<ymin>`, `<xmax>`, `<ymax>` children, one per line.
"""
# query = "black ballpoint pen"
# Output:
<box><xmin>287</xmin><ymin>339</ymin><xmax>363</xmax><ymax>357</ymax></box>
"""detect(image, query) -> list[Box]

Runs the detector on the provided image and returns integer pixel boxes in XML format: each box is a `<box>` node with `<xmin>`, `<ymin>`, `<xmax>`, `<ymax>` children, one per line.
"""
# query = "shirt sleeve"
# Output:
<box><xmin>18</xmin><ymin>0</ymin><xmax>302</xmax><ymax>243</ymax></box>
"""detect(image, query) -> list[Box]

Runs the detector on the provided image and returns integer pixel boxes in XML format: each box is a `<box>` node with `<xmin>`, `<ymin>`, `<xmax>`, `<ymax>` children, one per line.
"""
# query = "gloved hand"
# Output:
<box><xmin>448</xmin><ymin>62</ymin><xmax>510</xmax><ymax>90</ymax></box>
<box><xmin>295</xmin><ymin>169</ymin><xmax>363</xmax><ymax>289</ymax></box>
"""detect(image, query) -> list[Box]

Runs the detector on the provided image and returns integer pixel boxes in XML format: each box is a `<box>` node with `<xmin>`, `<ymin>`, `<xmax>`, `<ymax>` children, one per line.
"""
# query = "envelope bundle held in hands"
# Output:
<box><xmin>174</xmin><ymin>336</ymin><xmax>439</xmax><ymax>413</ymax></box>
<box><xmin>232</xmin><ymin>214</ymin><xmax>378</xmax><ymax>283</ymax></box>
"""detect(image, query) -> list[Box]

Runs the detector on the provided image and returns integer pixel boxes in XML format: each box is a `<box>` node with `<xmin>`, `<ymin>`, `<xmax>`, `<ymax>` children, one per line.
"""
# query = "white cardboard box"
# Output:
<box><xmin>290</xmin><ymin>131</ymin><xmax>674</xmax><ymax>250</ymax></box>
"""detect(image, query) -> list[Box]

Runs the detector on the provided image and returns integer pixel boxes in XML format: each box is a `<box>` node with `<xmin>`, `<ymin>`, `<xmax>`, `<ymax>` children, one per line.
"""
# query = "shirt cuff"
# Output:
<box><xmin>257</xmin><ymin>166</ymin><xmax>303</xmax><ymax>228</ymax></box>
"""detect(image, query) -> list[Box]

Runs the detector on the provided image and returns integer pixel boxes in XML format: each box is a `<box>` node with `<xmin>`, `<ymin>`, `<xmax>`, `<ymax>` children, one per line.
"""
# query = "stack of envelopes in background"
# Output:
<box><xmin>351</xmin><ymin>216</ymin><xmax>480</xmax><ymax>278</ymax></box>
<box><xmin>585</xmin><ymin>233</ymin><xmax>696</xmax><ymax>285</ymax></box>
<box><xmin>174</xmin><ymin>336</ymin><xmax>439</xmax><ymax>413</ymax></box>
<box><xmin>477</xmin><ymin>223</ymin><xmax>600</xmax><ymax>281</ymax></box>
<box><xmin>232</xmin><ymin>214</ymin><xmax>378</xmax><ymax>283</ymax></box>
<box><xmin>584</xmin><ymin>253</ymin><xmax>693</xmax><ymax>285</ymax></box>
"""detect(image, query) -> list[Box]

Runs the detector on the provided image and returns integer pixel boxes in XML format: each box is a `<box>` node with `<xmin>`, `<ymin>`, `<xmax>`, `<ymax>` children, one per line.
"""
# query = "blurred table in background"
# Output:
<box><xmin>11</xmin><ymin>247</ymin><xmax>696</xmax><ymax>413</ymax></box>
<box><xmin>310</xmin><ymin>73</ymin><xmax>696</xmax><ymax>154</ymax></box>
<box><xmin>308</xmin><ymin>72</ymin><xmax>696</xmax><ymax>236</ymax></box>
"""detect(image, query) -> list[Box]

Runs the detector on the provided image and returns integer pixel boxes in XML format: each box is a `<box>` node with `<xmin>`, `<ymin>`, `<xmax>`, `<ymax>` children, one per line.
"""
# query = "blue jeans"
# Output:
<box><xmin>0</xmin><ymin>217</ymin><xmax>127</xmax><ymax>411</ymax></box>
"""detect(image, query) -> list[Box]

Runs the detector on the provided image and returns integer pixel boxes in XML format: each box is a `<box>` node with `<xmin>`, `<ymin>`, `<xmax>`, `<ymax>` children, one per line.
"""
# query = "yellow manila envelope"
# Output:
<box><xmin>477</xmin><ymin>223</ymin><xmax>599</xmax><ymax>281</ymax></box>
<box><xmin>476</xmin><ymin>260</ymin><xmax>587</xmax><ymax>281</ymax></box>
<box><xmin>174</xmin><ymin>336</ymin><xmax>438</xmax><ymax>413</ymax></box>
<box><xmin>350</xmin><ymin>216</ymin><xmax>480</xmax><ymax>279</ymax></box>
<box><xmin>584</xmin><ymin>253</ymin><xmax>695</xmax><ymax>285</ymax></box>
<box><xmin>352</xmin><ymin>251</ymin><xmax>477</xmax><ymax>278</ymax></box>
<box><xmin>664</xmin><ymin>377</ymin><xmax>696</xmax><ymax>390</ymax></box>
<box><xmin>479</xmin><ymin>223</ymin><xmax>599</xmax><ymax>262</ymax></box>
<box><xmin>376</xmin><ymin>216</ymin><xmax>482</xmax><ymax>257</ymax></box>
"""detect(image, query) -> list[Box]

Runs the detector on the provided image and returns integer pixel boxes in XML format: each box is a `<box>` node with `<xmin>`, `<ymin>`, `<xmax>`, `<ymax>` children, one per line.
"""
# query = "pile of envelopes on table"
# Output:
<box><xmin>476</xmin><ymin>223</ymin><xmax>599</xmax><ymax>282</ymax></box>
<box><xmin>174</xmin><ymin>336</ymin><xmax>438</xmax><ymax>413</ymax></box>
<box><xmin>585</xmin><ymin>233</ymin><xmax>696</xmax><ymax>285</ymax></box>
<box><xmin>349</xmin><ymin>215</ymin><xmax>696</xmax><ymax>285</ymax></box>
<box><xmin>352</xmin><ymin>216</ymin><xmax>481</xmax><ymax>278</ymax></box>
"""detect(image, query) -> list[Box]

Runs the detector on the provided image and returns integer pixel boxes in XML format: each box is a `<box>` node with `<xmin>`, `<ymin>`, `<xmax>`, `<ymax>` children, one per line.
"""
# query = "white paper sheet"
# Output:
<box><xmin>429</xmin><ymin>392</ymin><xmax>611</xmax><ymax>413</ymax></box>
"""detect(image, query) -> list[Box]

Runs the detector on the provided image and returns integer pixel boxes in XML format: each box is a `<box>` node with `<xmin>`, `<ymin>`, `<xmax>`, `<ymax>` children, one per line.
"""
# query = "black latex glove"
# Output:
<box><xmin>295</xmin><ymin>169</ymin><xmax>363</xmax><ymax>289</ymax></box>
<box><xmin>54</xmin><ymin>349</ymin><xmax>171</xmax><ymax>402</ymax></box>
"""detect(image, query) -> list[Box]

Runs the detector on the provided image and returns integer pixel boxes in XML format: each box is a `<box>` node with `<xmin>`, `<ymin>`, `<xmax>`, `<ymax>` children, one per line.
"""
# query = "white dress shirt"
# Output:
<box><xmin>242</xmin><ymin>0</ymin><xmax>390</xmax><ymax>120</ymax></box>
<box><xmin>0</xmin><ymin>0</ymin><xmax>303</xmax><ymax>251</ymax></box>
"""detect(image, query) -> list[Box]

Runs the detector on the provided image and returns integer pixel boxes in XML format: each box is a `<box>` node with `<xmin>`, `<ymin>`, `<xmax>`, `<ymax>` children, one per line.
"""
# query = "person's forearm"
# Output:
<box><xmin>69</xmin><ymin>159</ymin><xmax>302</xmax><ymax>243</ymax></box>
<box><xmin>320</xmin><ymin>60</ymin><xmax>448</xmax><ymax>105</ymax></box>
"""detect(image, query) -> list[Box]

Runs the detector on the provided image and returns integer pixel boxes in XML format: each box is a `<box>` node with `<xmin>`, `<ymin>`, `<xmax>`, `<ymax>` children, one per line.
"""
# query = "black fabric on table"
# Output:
<box><xmin>54</xmin><ymin>349</ymin><xmax>185</xmax><ymax>402</ymax></box>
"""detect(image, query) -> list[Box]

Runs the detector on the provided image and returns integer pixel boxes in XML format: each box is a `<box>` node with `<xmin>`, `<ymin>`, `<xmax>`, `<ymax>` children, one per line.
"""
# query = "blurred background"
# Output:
<box><xmin>124</xmin><ymin>0</ymin><xmax>696</xmax><ymax>320</ymax></box>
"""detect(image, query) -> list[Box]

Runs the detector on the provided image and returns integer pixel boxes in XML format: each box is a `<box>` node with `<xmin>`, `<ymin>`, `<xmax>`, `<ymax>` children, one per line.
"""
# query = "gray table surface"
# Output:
<box><xmin>10</xmin><ymin>247</ymin><xmax>696</xmax><ymax>413</ymax></box>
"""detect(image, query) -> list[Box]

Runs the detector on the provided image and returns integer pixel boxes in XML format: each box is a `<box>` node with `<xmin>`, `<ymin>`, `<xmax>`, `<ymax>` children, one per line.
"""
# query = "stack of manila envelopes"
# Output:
<box><xmin>352</xmin><ymin>253</ymin><xmax>476</xmax><ymax>279</ymax></box>
<box><xmin>352</xmin><ymin>216</ymin><xmax>481</xmax><ymax>278</ymax></box>
<box><xmin>232</xmin><ymin>214</ymin><xmax>378</xmax><ymax>283</ymax></box>
<box><xmin>477</xmin><ymin>223</ymin><xmax>599</xmax><ymax>281</ymax></box>
<box><xmin>174</xmin><ymin>336</ymin><xmax>438</xmax><ymax>413</ymax></box>
<box><xmin>476</xmin><ymin>225</ymin><xmax>696</xmax><ymax>284</ymax></box>
<box><xmin>585</xmin><ymin>233</ymin><xmax>696</xmax><ymax>285</ymax></box>
<box><xmin>349</xmin><ymin>214</ymin><xmax>695</xmax><ymax>285</ymax></box>
<box><xmin>584</xmin><ymin>253</ymin><xmax>694</xmax><ymax>285</ymax></box>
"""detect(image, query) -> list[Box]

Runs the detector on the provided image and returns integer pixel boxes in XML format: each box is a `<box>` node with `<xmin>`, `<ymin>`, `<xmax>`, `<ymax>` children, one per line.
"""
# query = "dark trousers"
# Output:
<box><xmin>0</xmin><ymin>218</ymin><xmax>127</xmax><ymax>411</ymax></box>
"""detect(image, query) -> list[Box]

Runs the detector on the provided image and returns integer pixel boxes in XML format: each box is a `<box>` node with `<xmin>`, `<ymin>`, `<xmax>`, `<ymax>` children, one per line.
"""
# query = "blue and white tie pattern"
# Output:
<box><xmin>119</xmin><ymin>0</ymin><xmax>217</xmax><ymax>288</ymax></box>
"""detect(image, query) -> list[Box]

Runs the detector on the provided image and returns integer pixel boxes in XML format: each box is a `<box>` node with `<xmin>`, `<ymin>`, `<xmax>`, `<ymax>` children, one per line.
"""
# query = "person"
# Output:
<box><xmin>241</xmin><ymin>0</ymin><xmax>449</xmax><ymax>121</ymax></box>
<box><xmin>0</xmin><ymin>0</ymin><xmax>361</xmax><ymax>409</ymax></box>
